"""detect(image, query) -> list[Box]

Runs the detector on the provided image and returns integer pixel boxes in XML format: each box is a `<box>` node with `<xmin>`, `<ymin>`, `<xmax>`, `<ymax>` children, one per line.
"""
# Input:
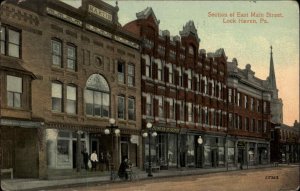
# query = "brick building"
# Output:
<box><xmin>226</xmin><ymin>48</ymin><xmax>275</xmax><ymax>167</ymax></box>
<box><xmin>0</xmin><ymin>0</ymin><xmax>142</xmax><ymax>178</ymax></box>
<box><xmin>124</xmin><ymin>7</ymin><xmax>229</xmax><ymax>169</ymax></box>
<box><xmin>271</xmin><ymin>121</ymin><xmax>300</xmax><ymax>163</ymax></box>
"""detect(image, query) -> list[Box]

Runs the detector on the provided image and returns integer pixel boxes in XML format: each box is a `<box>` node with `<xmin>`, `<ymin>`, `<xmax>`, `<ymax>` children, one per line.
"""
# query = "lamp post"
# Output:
<box><xmin>105</xmin><ymin>118</ymin><xmax>120</xmax><ymax>180</ymax></box>
<box><xmin>197</xmin><ymin>136</ymin><xmax>203</xmax><ymax>168</ymax></box>
<box><xmin>142</xmin><ymin>122</ymin><xmax>157</xmax><ymax>177</ymax></box>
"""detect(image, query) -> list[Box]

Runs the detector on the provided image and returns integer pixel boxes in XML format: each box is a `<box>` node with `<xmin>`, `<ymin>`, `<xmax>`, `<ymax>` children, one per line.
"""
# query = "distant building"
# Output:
<box><xmin>124</xmin><ymin>7</ymin><xmax>229</xmax><ymax>169</ymax></box>
<box><xmin>227</xmin><ymin>52</ymin><xmax>273</xmax><ymax>166</ymax></box>
<box><xmin>271</xmin><ymin>121</ymin><xmax>300</xmax><ymax>163</ymax></box>
<box><xmin>0</xmin><ymin>0</ymin><xmax>142</xmax><ymax>178</ymax></box>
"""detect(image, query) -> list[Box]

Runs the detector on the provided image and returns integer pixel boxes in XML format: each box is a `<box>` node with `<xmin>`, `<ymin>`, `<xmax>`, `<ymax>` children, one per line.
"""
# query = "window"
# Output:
<box><xmin>250</xmin><ymin>98</ymin><xmax>254</xmax><ymax>111</ymax></box>
<box><xmin>118</xmin><ymin>62</ymin><xmax>125</xmax><ymax>84</ymax></box>
<box><xmin>118</xmin><ymin>95</ymin><xmax>125</xmax><ymax>119</ymax></box>
<box><xmin>180</xmin><ymin>101</ymin><xmax>185</xmax><ymax>121</ymax></box>
<box><xmin>0</xmin><ymin>26</ymin><xmax>5</xmax><ymax>55</ymax></box>
<box><xmin>66</xmin><ymin>85</ymin><xmax>76</xmax><ymax>114</ymax></box>
<box><xmin>252</xmin><ymin>119</ymin><xmax>256</xmax><ymax>132</ymax></box>
<box><xmin>263</xmin><ymin>121</ymin><xmax>267</xmax><ymax>133</ymax></box>
<box><xmin>244</xmin><ymin>95</ymin><xmax>248</xmax><ymax>109</ymax></box>
<box><xmin>187</xmin><ymin>70</ymin><xmax>192</xmax><ymax>89</ymax></box>
<box><xmin>128</xmin><ymin>64</ymin><xmax>135</xmax><ymax>87</ymax></box>
<box><xmin>146</xmin><ymin>94</ymin><xmax>152</xmax><ymax>116</ymax></box>
<box><xmin>263</xmin><ymin>101</ymin><xmax>267</xmax><ymax>113</ymax></box>
<box><xmin>144</xmin><ymin>38</ymin><xmax>154</xmax><ymax>49</ymax></box>
<box><xmin>245</xmin><ymin>117</ymin><xmax>249</xmax><ymax>131</ymax></box>
<box><xmin>52</xmin><ymin>82</ymin><xmax>63</xmax><ymax>112</ymax></box>
<box><xmin>237</xmin><ymin>92</ymin><xmax>241</xmax><ymax>106</ymax></box>
<box><xmin>157</xmin><ymin>61</ymin><xmax>162</xmax><ymax>81</ymax></box>
<box><xmin>1</xmin><ymin>27</ymin><xmax>21</xmax><ymax>58</ymax></box>
<box><xmin>7</xmin><ymin>75</ymin><xmax>22</xmax><ymax>108</ymax></box>
<box><xmin>169</xmin><ymin>99</ymin><xmax>175</xmax><ymax>119</ymax></box>
<box><xmin>52</xmin><ymin>39</ymin><xmax>62</xmax><ymax>67</ymax></box>
<box><xmin>128</xmin><ymin>97</ymin><xmax>135</xmax><ymax>120</ymax></box>
<box><xmin>187</xmin><ymin>103</ymin><xmax>193</xmax><ymax>122</ymax></box>
<box><xmin>257</xmin><ymin>100</ymin><xmax>260</xmax><ymax>112</ymax></box>
<box><xmin>146</xmin><ymin>59</ymin><xmax>151</xmax><ymax>77</ymax></box>
<box><xmin>178</xmin><ymin>68</ymin><xmax>183</xmax><ymax>87</ymax></box>
<box><xmin>168</xmin><ymin>65</ymin><xmax>173</xmax><ymax>83</ymax></box>
<box><xmin>228</xmin><ymin>113</ymin><xmax>233</xmax><ymax>128</ymax></box>
<box><xmin>204</xmin><ymin>77</ymin><xmax>208</xmax><ymax>94</ymax></box>
<box><xmin>158</xmin><ymin>96</ymin><xmax>164</xmax><ymax>118</ymax></box>
<box><xmin>85</xmin><ymin>74</ymin><xmax>110</xmax><ymax>117</ymax></box>
<box><xmin>67</xmin><ymin>44</ymin><xmax>76</xmax><ymax>70</ymax></box>
<box><xmin>239</xmin><ymin>116</ymin><xmax>242</xmax><ymax>129</ymax></box>
<box><xmin>228</xmin><ymin>89</ymin><xmax>232</xmax><ymax>103</ymax></box>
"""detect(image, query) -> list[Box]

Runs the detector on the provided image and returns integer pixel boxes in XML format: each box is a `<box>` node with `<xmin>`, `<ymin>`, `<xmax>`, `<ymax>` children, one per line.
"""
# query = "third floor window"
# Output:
<box><xmin>52</xmin><ymin>39</ymin><xmax>62</xmax><ymax>67</ymax></box>
<box><xmin>67</xmin><ymin>44</ymin><xmax>76</xmax><ymax>71</ymax></box>
<box><xmin>128</xmin><ymin>64</ymin><xmax>135</xmax><ymax>87</ymax></box>
<box><xmin>1</xmin><ymin>26</ymin><xmax>21</xmax><ymax>58</ymax></box>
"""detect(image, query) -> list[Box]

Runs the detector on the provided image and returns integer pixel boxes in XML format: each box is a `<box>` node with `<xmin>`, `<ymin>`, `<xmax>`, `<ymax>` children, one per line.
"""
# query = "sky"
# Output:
<box><xmin>62</xmin><ymin>0</ymin><xmax>299</xmax><ymax>126</ymax></box>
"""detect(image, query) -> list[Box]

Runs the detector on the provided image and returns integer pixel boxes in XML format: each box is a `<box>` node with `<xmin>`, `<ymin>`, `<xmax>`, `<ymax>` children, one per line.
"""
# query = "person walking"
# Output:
<box><xmin>90</xmin><ymin>150</ymin><xmax>98</xmax><ymax>171</ymax></box>
<box><xmin>118</xmin><ymin>156</ymin><xmax>129</xmax><ymax>180</ymax></box>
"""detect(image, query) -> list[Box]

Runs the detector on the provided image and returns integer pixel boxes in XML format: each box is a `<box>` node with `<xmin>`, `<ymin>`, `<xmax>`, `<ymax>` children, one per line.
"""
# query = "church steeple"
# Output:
<box><xmin>268</xmin><ymin>45</ymin><xmax>277</xmax><ymax>89</ymax></box>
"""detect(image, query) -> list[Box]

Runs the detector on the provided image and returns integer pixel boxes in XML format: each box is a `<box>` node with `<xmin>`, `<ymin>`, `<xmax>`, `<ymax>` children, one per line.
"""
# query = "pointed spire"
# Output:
<box><xmin>269</xmin><ymin>45</ymin><xmax>277</xmax><ymax>89</ymax></box>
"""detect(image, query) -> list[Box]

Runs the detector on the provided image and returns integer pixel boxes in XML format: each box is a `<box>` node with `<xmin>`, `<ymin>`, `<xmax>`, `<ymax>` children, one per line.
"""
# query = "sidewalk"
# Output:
<box><xmin>1</xmin><ymin>164</ymin><xmax>295</xmax><ymax>191</ymax></box>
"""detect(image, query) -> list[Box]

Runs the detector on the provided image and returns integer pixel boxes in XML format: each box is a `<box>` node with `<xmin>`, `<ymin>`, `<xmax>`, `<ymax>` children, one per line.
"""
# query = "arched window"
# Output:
<box><xmin>85</xmin><ymin>74</ymin><xmax>110</xmax><ymax>117</ymax></box>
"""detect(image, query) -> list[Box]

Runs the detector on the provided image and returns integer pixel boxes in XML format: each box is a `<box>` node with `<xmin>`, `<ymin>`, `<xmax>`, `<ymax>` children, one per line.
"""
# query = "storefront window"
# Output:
<box><xmin>144</xmin><ymin>137</ymin><xmax>157</xmax><ymax>166</ymax></box>
<box><xmin>57</xmin><ymin>140</ymin><xmax>70</xmax><ymax>163</ymax></box>
<box><xmin>168</xmin><ymin>134</ymin><xmax>177</xmax><ymax>167</ymax></box>
<box><xmin>218</xmin><ymin>147</ymin><xmax>225</xmax><ymax>165</ymax></box>
<box><xmin>157</xmin><ymin>134</ymin><xmax>167</xmax><ymax>167</ymax></box>
<box><xmin>227</xmin><ymin>140</ymin><xmax>235</xmax><ymax>163</ymax></box>
<box><xmin>204</xmin><ymin>146</ymin><xmax>211</xmax><ymax>166</ymax></box>
<box><xmin>187</xmin><ymin>135</ymin><xmax>195</xmax><ymax>167</ymax></box>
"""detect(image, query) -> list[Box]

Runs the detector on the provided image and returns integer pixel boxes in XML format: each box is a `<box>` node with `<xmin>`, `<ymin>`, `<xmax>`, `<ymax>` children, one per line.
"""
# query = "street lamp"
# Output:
<box><xmin>105</xmin><ymin>118</ymin><xmax>120</xmax><ymax>180</ymax></box>
<box><xmin>142</xmin><ymin>122</ymin><xmax>157</xmax><ymax>177</ymax></box>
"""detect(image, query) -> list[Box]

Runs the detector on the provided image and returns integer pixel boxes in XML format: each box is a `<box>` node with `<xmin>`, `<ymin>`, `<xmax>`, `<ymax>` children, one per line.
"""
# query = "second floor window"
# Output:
<box><xmin>128</xmin><ymin>97</ymin><xmax>135</xmax><ymax>120</ymax></box>
<box><xmin>52</xmin><ymin>82</ymin><xmax>63</xmax><ymax>112</ymax></box>
<box><xmin>146</xmin><ymin>94</ymin><xmax>152</xmax><ymax>116</ymax></box>
<box><xmin>158</xmin><ymin>96</ymin><xmax>164</xmax><ymax>118</ymax></box>
<box><xmin>187</xmin><ymin>103</ymin><xmax>193</xmax><ymax>122</ymax></box>
<box><xmin>118</xmin><ymin>95</ymin><xmax>125</xmax><ymax>119</ymax></box>
<box><xmin>263</xmin><ymin>101</ymin><xmax>267</xmax><ymax>113</ymax></box>
<box><xmin>52</xmin><ymin>39</ymin><xmax>62</xmax><ymax>67</ymax></box>
<box><xmin>85</xmin><ymin>74</ymin><xmax>110</xmax><ymax>117</ymax></box>
<box><xmin>146</xmin><ymin>60</ymin><xmax>151</xmax><ymax>78</ymax></box>
<box><xmin>7</xmin><ymin>75</ymin><xmax>22</xmax><ymax>108</ymax></box>
<box><xmin>118</xmin><ymin>62</ymin><xmax>125</xmax><ymax>84</ymax></box>
<box><xmin>168</xmin><ymin>65</ymin><xmax>173</xmax><ymax>83</ymax></box>
<box><xmin>128</xmin><ymin>64</ymin><xmax>135</xmax><ymax>87</ymax></box>
<box><xmin>66</xmin><ymin>85</ymin><xmax>76</xmax><ymax>114</ymax></box>
<box><xmin>169</xmin><ymin>99</ymin><xmax>175</xmax><ymax>119</ymax></box>
<box><xmin>250</xmin><ymin>98</ymin><xmax>254</xmax><ymax>111</ymax></box>
<box><xmin>67</xmin><ymin>45</ymin><xmax>76</xmax><ymax>70</ymax></box>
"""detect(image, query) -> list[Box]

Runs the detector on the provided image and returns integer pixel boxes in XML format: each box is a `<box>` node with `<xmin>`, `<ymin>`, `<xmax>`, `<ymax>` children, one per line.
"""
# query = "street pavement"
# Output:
<box><xmin>1</xmin><ymin>164</ymin><xmax>299</xmax><ymax>191</ymax></box>
<box><xmin>48</xmin><ymin>165</ymin><xmax>299</xmax><ymax>191</ymax></box>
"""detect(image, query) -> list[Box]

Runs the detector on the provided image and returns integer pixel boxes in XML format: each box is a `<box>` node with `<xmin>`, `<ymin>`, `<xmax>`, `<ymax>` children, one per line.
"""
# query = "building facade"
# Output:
<box><xmin>124</xmin><ymin>8</ymin><xmax>229</xmax><ymax>169</ymax></box>
<box><xmin>271</xmin><ymin>121</ymin><xmax>300</xmax><ymax>163</ymax></box>
<box><xmin>0</xmin><ymin>0</ymin><xmax>142</xmax><ymax>178</ymax></box>
<box><xmin>227</xmin><ymin>54</ymin><xmax>273</xmax><ymax>167</ymax></box>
